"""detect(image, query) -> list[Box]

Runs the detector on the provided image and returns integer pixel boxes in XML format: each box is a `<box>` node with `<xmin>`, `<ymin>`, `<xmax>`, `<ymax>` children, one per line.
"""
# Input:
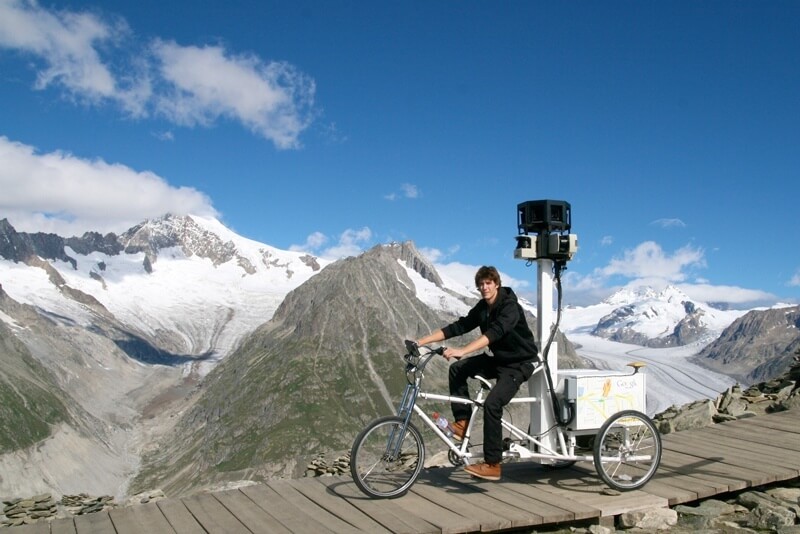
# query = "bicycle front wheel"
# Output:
<box><xmin>350</xmin><ymin>416</ymin><xmax>425</xmax><ymax>498</ymax></box>
<box><xmin>593</xmin><ymin>410</ymin><xmax>662</xmax><ymax>491</ymax></box>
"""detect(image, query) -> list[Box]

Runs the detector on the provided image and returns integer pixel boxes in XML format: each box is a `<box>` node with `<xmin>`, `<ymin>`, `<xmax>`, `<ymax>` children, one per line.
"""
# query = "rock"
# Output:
<box><xmin>767</xmin><ymin>487</ymin><xmax>800</xmax><ymax>515</ymax></box>
<box><xmin>778</xmin><ymin>392</ymin><xmax>800</xmax><ymax>411</ymax></box>
<box><xmin>675</xmin><ymin>498</ymin><xmax>741</xmax><ymax>517</ymax></box>
<box><xmin>738</xmin><ymin>490</ymin><xmax>788</xmax><ymax>510</ymax></box>
<box><xmin>745</xmin><ymin>502</ymin><xmax>796</xmax><ymax>530</ymax></box>
<box><xmin>619</xmin><ymin>507</ymin><xmax>678</xmax><ymax>530</ymax></box>
<box><xmin>302</xmin><ymin>452</ymin><xmax>350</xmax><ymax>477</ymax></box>
<box><xmin>655</xmin><ymin>399</ymin><xmax>716</xmax><ymax>434</ymax></box>
<box><xmin>0</xmin><ymin>493</ymin><xmax>57</xmax><ymax>526</ymax></box>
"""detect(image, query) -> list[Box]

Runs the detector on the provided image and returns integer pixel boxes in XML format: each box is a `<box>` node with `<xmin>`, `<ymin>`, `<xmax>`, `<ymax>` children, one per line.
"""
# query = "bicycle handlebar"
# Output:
<box><xmin>403</xmin><ymin>340</ymin><xmax>444</xmax><ymax>380</ymax></box>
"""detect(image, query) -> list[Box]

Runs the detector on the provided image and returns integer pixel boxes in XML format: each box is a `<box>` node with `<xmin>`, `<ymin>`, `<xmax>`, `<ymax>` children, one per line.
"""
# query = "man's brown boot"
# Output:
<box><xmin>464</xmin><ymin>462</ymin><xmax>501</xmax><ymax>481</ymax></box>
<box><xmin>450</xmin><ymin>419</ymin><xmax>468</xmax><ymax>441</ymax></box>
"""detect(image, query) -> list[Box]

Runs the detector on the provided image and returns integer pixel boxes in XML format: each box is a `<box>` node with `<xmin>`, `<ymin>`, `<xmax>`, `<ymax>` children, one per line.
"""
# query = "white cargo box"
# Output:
<box><xmin>558</xmin><ymin>369</ymin><xmax>646</xmax><ymax>431</ymax></box>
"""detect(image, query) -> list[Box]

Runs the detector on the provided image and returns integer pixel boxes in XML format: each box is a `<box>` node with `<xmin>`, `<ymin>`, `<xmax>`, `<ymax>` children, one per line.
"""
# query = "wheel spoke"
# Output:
<box><xmin>593</xmin><ymin>410</ymin><xmax>661</xmax><ymax>491</ymax></box>
<box><xmin>351</xmin><ymin>416</ymin><xmax>425</xmax><ymax>498</ymax></box>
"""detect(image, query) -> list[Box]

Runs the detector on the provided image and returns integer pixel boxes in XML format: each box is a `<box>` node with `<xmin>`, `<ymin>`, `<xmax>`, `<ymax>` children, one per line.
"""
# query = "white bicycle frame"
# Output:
<box><xmin>408</xmin><ymin>366</ymin><xmax>598</xmax><ymax>466</ymax></box>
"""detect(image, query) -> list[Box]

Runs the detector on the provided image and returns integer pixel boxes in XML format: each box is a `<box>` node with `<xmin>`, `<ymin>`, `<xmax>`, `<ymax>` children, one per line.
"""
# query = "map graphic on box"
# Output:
<box><xmin>560</xmin><ymin>370</ymin><xmax>646</xmax><ymax>431</ymax></box>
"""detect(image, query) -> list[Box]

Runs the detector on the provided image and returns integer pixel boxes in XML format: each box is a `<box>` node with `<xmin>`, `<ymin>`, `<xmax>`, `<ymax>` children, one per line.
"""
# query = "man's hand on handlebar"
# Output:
<box><xmin>443</xmin><ymin>347</ymin><xmax>466</xmax><ymax>361</ymax></box>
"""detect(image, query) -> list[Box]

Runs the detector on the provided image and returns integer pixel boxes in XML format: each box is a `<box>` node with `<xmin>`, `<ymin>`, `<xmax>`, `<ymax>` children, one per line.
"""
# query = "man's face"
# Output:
<box><xmin>477</xmin><ymin>278</ymin><xmax>499</xmax><ymax>304</ymax></box>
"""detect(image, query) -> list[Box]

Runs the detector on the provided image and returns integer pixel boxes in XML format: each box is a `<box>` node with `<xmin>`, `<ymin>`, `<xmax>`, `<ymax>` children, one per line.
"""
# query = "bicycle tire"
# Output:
<box><xmin>350</xmin><ymin>415</ymin><xmax>425</xmax><ymax>498</ymax></box>
<box><xmin>592</xmin><ymin>410</ymin><xmax>662</xmax><ymax>491</ymax></box>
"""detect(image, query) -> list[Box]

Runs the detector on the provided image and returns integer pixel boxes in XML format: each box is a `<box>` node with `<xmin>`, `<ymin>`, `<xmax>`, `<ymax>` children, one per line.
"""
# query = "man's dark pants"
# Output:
<box><xmin>448</xmin><ymin>354</ymin><xmax>536</xmax><ymax>464</ymax></box>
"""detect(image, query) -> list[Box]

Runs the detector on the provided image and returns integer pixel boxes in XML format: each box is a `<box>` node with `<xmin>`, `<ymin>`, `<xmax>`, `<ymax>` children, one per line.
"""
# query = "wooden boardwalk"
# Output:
<box><xmin>12</xmin><ymin>410</ymin><xmax>800</xmax><ymax>534</ymax></box>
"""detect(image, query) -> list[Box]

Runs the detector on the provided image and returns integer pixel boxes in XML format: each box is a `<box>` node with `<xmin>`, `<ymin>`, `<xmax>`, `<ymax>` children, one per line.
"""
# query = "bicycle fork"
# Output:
<box><xmin>380</xmin><ymin>383</ymin><xmax>419</xmax><ymax>459</ymax></box>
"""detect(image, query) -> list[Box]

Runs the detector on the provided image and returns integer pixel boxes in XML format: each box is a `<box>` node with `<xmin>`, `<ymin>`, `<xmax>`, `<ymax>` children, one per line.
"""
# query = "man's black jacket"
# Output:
<box><xmin>442</xmin><ymin>287</ymin><xmax>539</xmax><ymax>365</ymax></box>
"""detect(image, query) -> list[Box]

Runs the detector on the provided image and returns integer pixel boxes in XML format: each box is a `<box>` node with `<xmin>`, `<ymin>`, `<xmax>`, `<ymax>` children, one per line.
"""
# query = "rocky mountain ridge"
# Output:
<box><xmin>694</xmin><ymin>305</ymin><xmax>800</xmax><ymax>384</ymax></box>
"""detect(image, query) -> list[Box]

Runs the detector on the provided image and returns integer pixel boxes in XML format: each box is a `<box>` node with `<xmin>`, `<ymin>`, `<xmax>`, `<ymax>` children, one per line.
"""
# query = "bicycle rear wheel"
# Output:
<box><xmin>593</xmin><ymin>410</ymin><xmax>661</xmax><ymax>491</ymax></box>
<box><xmin>350</xmin><ymin>416</ymin><xmax>425</xmax><ymax>498</ymax></box>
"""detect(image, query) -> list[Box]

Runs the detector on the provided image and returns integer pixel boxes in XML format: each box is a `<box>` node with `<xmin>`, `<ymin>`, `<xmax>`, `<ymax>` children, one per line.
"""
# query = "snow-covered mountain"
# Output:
<box><xmin>1</xmin><ymin>214</ymin><xmax>330</xmax><ymax>374</ymax></box>
<box><xmin>563</xmin><ymin>285</ymin><xmax>749</xmax><ymax>348</ymax></box>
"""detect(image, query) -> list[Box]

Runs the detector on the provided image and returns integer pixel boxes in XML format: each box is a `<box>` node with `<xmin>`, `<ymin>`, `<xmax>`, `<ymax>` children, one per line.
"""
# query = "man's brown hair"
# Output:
<box><xmin>474</xmin><ymin>266</ymin><xmax>502</xmax><ymax>288</ymax></box>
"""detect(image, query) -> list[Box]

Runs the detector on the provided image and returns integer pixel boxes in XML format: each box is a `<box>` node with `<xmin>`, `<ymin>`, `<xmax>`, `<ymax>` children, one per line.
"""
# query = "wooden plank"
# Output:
<box><xmin>285</xmin><ymin>478</ymin><xmax>392</xmax><ymax>533</ymax></box>
<box><xmin>500</xmin><ymin>463</ymin><xmax>600</xmax><ymax>521</ymax></box>
<box><xmin>654</xmin><ymin>454</ymin><xmax>735</xmax><ymax>496</ymax></box>
<box><xmin>687</xmin><ymin>425</ymin><xmax>800</xmax><ymax>456</ymax></box>
<box><xmin>663</xmin><ymin>439</ymin><xmax>782</xmax><ymax>485</ymax></box>
<box><xmin>213</xmin><ymin>489</ymin><xmax>293</xmax><ymax>534</ymax></box>
<box><xmin>728</xmin><ymin>412</ymin><xmax>800</xmax><ymax>434</ymax></box>
<box><xmin>5</xmin><ymin>522</ymin><xmax>50</xmax><ymax>534</ymax></box>
<box><xmin>72</xmin><ymin>511</ymin><xmax>116</xmax><ymax>534</ymax></box>
<box><xmin>411</xmin><ymin>484</ymin><xmax>513</xmax><ymax>532</ymax></box>
<box><xmin>240</xmin><ymin>483</ymin><xmax>337</xmax><ymax>533</ymax></box>
<box><xmin>697</xmin><ymin>424</ymin><xmax>800</xmax><ymax>455</ymax></box>
<box><xmin>108</xmin><ymin>502</ymin><xmax>175</xmax><ymax>533</ymax></box>
<box><xmin>658</xmin><ymin>447</ymin><xmax>757</xmax><ymax>491</ymax></box>
<box><xmin>265</xmin><ymin>480</ymin><xmax>360</xmax><ymax>534</ymax></box>
<box><xmin>669</xmin><ymin>423</ymin><xmax>800</xmax><ymax>455</ymax></box>
<box><xmin>659</xmin><ymin>445</ymin><xmax>748</xmax><ymax>484</ymax></box>
<box><xmin>424</xmin><ymin>467</ymin><xmax>548</xmax><ymax>527</ymax></box>
<box><xmin>622</xmin><ymin>474</ymin><xmax>699</xmax><ymax>506</ymax></box>
<box><xmin>156</xmin><ymin>499</ymin><xmax>206</xmax><ymax>534</ymax></box>
<box><xmin>590</xmin><ymin>451</ymin><xmax>720</xmax><ymax>505</ymax></box>
<box><xmin>50</xmin><ymin>518</ymin><xmax>78</xmax><ymax>534</ymax></box>
<box><xmin>535</xmin><ymin>467</ymin><xmax>668</xmax><ymax>517</ymax></box>
<box><xmin>315</xmin><ymin>475</ymin><xmax>439</xmax><ymax>534</ymax></box>
<box><xmin>707</xmin><ymin>419</ymin><xmax>800</xmax><ymax>440</ymax></box>
<box><xmin>676</xmin><ymin>431</ymin><xmax>800</xmax><ymax>473</ymax></box>
<box><xmin>181</xmin><ymin>492</ymin><xmax>249</xmax><ymax>534</ymax></box>
<box><xmin>665</xmin><ymin>435</ymin><xmax>792</xmax><ymax>478</ymax></box>
<box><xmin>391</xmin><ymin>488</ymin><xmax>482</xmax><ymax>534</ymax></box>
<box><xmin>411</xmin><ymin>478</ymin><xmax>517</xmax><ymax>532</ymax></box>
<box><xmin>503</xmin><ymin>461</ymin><xmax>667</xmax><ymax>519</ymax></box>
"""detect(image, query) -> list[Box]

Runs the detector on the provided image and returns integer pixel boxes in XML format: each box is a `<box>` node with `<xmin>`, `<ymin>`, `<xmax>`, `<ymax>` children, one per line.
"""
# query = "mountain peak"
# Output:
<box><xmin>658</xmin><ymin>285</ymin><xmax>692</xmax><ymax>303</ymax></box>
<box><xmin>592</xmin><ymin>284</ymin><xmax>746</xmax><ymax>348</ymax></box>
<box><xmin>377</xmin><ymin>241</ymin><xmax>443</xmax><ymax>288</ymax></box>
<box><xmin>603</xmin><ymin>286</ymin><xmax>658</xmax><ymax>306</ymax></box>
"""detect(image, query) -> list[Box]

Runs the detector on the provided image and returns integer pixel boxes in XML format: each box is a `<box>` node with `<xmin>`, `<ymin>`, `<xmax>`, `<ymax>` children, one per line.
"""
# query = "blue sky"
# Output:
<box><xmin>1</xmin><ymin>0</ymin><xmax>798</xmax><ymax>307</ymax></box>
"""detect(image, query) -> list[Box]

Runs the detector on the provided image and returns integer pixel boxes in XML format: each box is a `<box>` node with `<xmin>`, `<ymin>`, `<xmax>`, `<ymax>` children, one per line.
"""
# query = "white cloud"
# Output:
<box><xmin>600</xmin><ymin>235</ymin><xmax>613</xmax><ymax>246</ymax></box>
<box><xmin>401</xmin><ymin>183</ymin><xmax>419</xmax><ymax>199</ymax></box>
<box><xmin>676</xmin><ymin>283</ymin><xmax>777</xmax><ymax>306</ymax></box>
<box><xmin>289</xmin><ymin>231</ymin><xmax>328</xmax><ymax>252</ymax></box>
<box><xmin>152</xmin><ymin>130</ymin><xmax>174</xmax><ymax>141</ymax></box>
<box><xmin>790</xmin><ymin>270</ymin><xmax>800</xmax><ymax>287</ymax></box>
<box><xmin>600</xmin><ymin>241</ymin><xmax>705</xmax><ymax>282</ymax></box>
<box><xmin>0</xmin><ymin>1</ymin><xmax>315</xmax><ymax>148</ymax></box>
<box><xmin>419</xmin><ymin>245</ymin><xmax>460</xmax><ymax>264</ymax></box>
<box><xmin>323</xmin><ymin>227</ymin><xmax>372</xmax><ymax>259</ymax></box>
<box><xmin>385</xmin><ymin>183</ymin><xmax>420</xmax><ymax>201</ymax></box>
<box><xmin>560</xmin><ymin>240</ymin><xmax>781</xmax><ymax>307</ymax></box>
<box><xmin>0</xmin><ymin>0</ymin><xmax>149</xmax><ymax>114</ymax></box>
<box><xmin>0</xmin><ymin>136</ymin><xmax>217</xmax><ymax>236</ymax></box>
<box><xmin>291</xmin><ymin>227</ymin><xmax>372</xmax><ymax>260</ymax></box>
<box><xmin>651</xmin><ymin>218</ymin><xmax>687</xmax><ymax>229</ymax></box>
<box><xmin>151</xmin><ymin>41</ymin><xmax>315</xmax><ymax>149</ymax></box>
<box><xmin>559</xmin><ymin>271</ymin><xmax>616</xmax><ymax>306</ymax></box>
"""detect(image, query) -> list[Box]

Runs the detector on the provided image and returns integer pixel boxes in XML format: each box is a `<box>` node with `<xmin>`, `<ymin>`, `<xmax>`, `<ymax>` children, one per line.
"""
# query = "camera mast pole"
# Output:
<box><xmin>529</xmin><ymin>257</ymin><xmax>558</xmax><ymax>456</ymax></box>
